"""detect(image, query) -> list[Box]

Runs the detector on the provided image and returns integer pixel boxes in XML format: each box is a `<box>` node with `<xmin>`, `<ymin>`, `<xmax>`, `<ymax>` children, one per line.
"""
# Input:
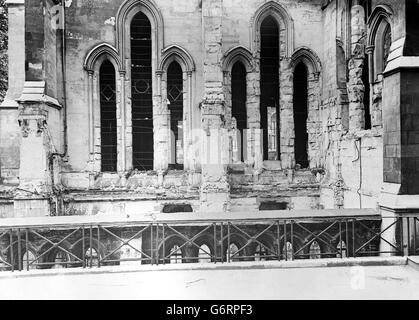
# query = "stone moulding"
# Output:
<box><xmin>367</xmin><ymin>4</ymin><xmax>394</xmax><ymax>48</ymax></box>
<box><xmin>83</xmin><ymin>43</ymin><xmax>123</xmax><ymax>74</ymax></box>
<box><xmin>116</xmin><ymin>0</ymin><xmax>164</xmax><ymax>65</ymax></box>
<box><xmin>158</xmin><ymin>45</ymin><xmax>195</xmax><ymax>73</ymax></box>
<box><xmin>16</xmin><ymin>81</ymin><xmax>62</xmax><ymax>110</ymax></box>
<box><xmin>290</xmin><ymin>46</ymin><xmax>322</xmax><ymax>78</ymax></box>
<box><xmin>222</xmin><ymin>46</ymin><xmax>254</xmax><ymax>72</ymax></box>
<box><xmin>249</xmin><ymin>0</ymin><xmax>294</xmax><ymax>57</ymax></box>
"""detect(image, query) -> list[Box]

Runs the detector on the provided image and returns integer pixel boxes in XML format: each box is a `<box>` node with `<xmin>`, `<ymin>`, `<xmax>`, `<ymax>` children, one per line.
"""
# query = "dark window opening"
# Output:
<box><xmin>162</xmin><ymin>204</ymin><xmax>193</xmax><ymax>213</ymax></box>
<box><xmin>383</xmin><ymin>24</ymin><xmax>392</xmax><ymax>69</ymax></box>
<box><xmin>360</xmin><ymin>0</ymin><xmax>371</xmax><ymax>22</ymax></box>
<box><xmin>337</xmin><ymin>45</ymin><xmax>347</xmax><ymax>88</ymax></box>
<box><xmin>99</xmin><ymin>60</ymin><xmax>117</xmax><ymax>172</ymax></box>
<box><xmin>259</xmin><ymin>201</ymin><xmax>288</xmax><ymax>211</ymax></box>
<box><xmin>260</xmin><ymin>16</ymin><xmax>280</xmax><ymax>161</ymax></box>
<box><xmin>131</xmin><ymin>12</ymin><xmax>153</xmax><ymax>171</ymax></box>
<box><xmin>231</xmin><ymin>61</ymin><xmax>247</xmax><ymax>162</ymax></box>
<box><xmin>309</xmin><ymin>241</ymin><xmax>321</xmax><ymax>259</ymax></box>
<box><xmin>293</xmin><ymin>62</ymin><xmax>309</xmax><ymax>169</ymax></box>
<box><xmin>167</xmin><ymin>61</ymin><xmax>184</xmax><ymax>170</ymax></box>
<box><xmin>362</xmin><ymin>58</ymin><xmax>371</xmax><ymax>130</ymax></box>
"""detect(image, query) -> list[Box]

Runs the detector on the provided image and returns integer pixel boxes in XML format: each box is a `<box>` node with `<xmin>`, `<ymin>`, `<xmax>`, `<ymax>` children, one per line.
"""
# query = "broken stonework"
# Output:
<box><xmin>199</xmin><ymin>0</ymin><xmax>230</xmax><ymax>212</ymax></box>
<box><xmin>280</xmin><ymin>58</ymin><xmax>294</xmax><ymax>169</ymax></box>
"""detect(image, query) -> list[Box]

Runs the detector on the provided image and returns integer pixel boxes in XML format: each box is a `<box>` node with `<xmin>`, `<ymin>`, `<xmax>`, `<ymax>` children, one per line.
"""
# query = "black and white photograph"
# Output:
<box><xmin>0</xmin><ymin>0</ymin><xmax>418</xmax><ymax>304</ymax></box>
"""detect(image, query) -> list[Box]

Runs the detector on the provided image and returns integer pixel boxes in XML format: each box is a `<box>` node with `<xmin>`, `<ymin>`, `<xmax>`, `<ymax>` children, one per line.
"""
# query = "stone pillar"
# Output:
<box><xmin>119</xmin><ymin>71</ymin><xmax>126</xmax><ymax>172</ymax></box>
<box><xmin>0</xmin><ymin>0</ymin><xmax>25</xmax><ymax>184</ymax></box>
<box><xmin>279</xmin><ymin>58</ymin><xmax>294</xmax><ymax>169</ymax></box>
<box><xmin>307</xmin><ymin>72</ymin><xmax>321</xmax><ymax>168</ymax></box>
<box><xmin>246</xmin><ymin>70</ymin><xmax>262</xmax><ymax>170</ymax></box>
<box><xmin>154</xmin><ymin>71</ymin><xmax>170</xmax><ymax>171</ymax></box>
<box><xmin>185</xmin><ymin>71</ymin><xmax>193</xmax><ymax>170</ymax></box>
<box><xmin>199</xmin><ymin>0</ymin><xmax>230</xmax><ymax>212</ymax></box>
<box><xmin>2</xmin><ymin>0</ymin><xmax>25</xmax><ymax>106</ymax></box>
<box><xmin>14</xmin><ymin>82</ymin><xmax>62</xmax><ymax>217</ymax></box>
<box><xmin>87</xmin><ymin>71</ymin><xmax>94</xmax><ymax>170</ymax></box>
<box><xmin>379</xmin><ymin>0</ymin><xmax>419</xmax><ymax>253</ymax></box>
<box><xmin>347</xmin><ymin>2</ymin><xmax>366</xmax><ymax>133</ymax></box>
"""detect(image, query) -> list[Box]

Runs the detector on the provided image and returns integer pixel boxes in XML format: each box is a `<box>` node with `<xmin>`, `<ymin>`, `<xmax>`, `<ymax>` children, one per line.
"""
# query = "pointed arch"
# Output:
<box><xmin>250</xmin><ymin>1</ymin><xmax>294</xmax><ymax>57</ymax></box>
<box><xmin>116</xmin><ymin>0</ymin><xmax>164</xmax><ymax>66</ymax></box>
<box><xmin>157</xmin><ymin>46</ymin><xmax>195</xmax><ymax>170</ymax></box>
<box><xmin>367</xmin><ymin>4</ymin><xmax>393</xmax><ymax>47</ymax></box>
<box><xmin>159</xmin><ymin>45</ymin><xmax>195</xmax><ymax>73</ymax></box>
<box><xmin>367</xmin><ymin>5</ymin><xmax>393</xmax><ymax>80</ymax></box>
<box><xmin>222</xmin><ymin>46</ymin><xmax>254</xmax><ymax>73</ymax></box>
<box><xmin>290</xmin><ymin>47</ymin><xmax>322</xmax><ymax>78</ymax></box>
<box><xmin>291</xmin><ymin>47</ymin><xmax>322</xmax><ymax>170</ymax></box>
<box><xmin>84</xmin><ymin>43</ymin><xmax>124</xmax><ymax>173</ymax></box>
<box><xmin>84</xmin><ymin>43</ymin><xmax>122</xmax><ymax>74</ymax></box>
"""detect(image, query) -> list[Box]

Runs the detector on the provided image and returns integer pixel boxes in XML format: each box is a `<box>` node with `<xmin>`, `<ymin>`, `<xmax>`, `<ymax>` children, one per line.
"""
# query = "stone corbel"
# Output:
<box><xmin>310</xmin><ymin>72</ymin><xmax>321</xmax><ymax>82</ymax></box>
<box><xmin>36</xmin><ymin>119</ymin><xmax>47</xmax><ymax>137</ymax></box>
<box><xmin>18</xmin><ymin>112</ymin><xmax>48</xmax><ymax>137</ymax></box>
<box><xmin>18</xmin><ymin>119</ymin><xmax>30</xmax><ymax>137</ymax></box>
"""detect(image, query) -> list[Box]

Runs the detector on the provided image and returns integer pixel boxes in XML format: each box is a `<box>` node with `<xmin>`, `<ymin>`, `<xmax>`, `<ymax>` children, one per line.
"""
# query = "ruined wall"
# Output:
<box><xmin>64</xmin><ymin>0</ymin><xmax>204</xmax><ymax>173</ymax></box>
<box><xmin>1</xmin><ymin>0</ymin><xmax>408</xmax><ymax>217</ymax></box>
<box><xmin>318</xmin><ymin>0</ymin><xmax>402</xmax><ymax>210</ymax></box>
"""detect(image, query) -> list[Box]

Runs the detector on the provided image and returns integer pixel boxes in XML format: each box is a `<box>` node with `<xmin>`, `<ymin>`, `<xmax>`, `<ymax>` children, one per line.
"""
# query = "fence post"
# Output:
<box><xmin>17</xmin><ymin>229</ymin><xmax>21</xmax><ymax>271</ymax></box>
<box><xmin>9</xmin><ymin>229</ymin><xmax>14</xmax><ymax>272</ymax></box>
<box><xmin>401</xmin><ymin>217</ymin><xmax>410</xmax><ymax>256</ymax></box>
<box><xmin>213</xmin><ymin>223</ymin><xmax>217</xmax><ymax>264</ymax></box>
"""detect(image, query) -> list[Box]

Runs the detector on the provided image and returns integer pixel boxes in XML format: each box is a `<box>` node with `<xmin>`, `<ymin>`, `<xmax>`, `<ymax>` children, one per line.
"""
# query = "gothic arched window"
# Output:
<box><xmin>260</xmin><ymin>16</ymin><xmax>280</xmax><ymax>161</ymax></box>
<box><xmin>99</xmin><ymin>60</ymin><xmax>117</xmax><ymax>172</ymax></box>
<box><xmin>231</xmin><ymin>61</ymin><xmax>247</xmax><ymax>162</ymax></box>
<box><xmin>167</xmin><ymin>61</ymin><xmax>184</xmax><ymax>169</ymax></box>
<box><xmin>309</xmin><ymin>241</ymin><xmax>321</xmax><ymax>259</ymax></box>
<box><xmin>362</xmin><ymin>57</ymin><xmax>371</xmax><ymax>130</ymax></box>
<box><xmin>131</xmin><ymin>12</ymin><xmax>153</xmax><ymax>171</ymax></box>
<box><xmin>198</xmin><ymin>244</ymin><xmax>211</xmax><ymax>263</ymax></box>
<box><xmin>293</xmin><ymin>62</ymin><xmax>309</xmax><ymax>169</ymax></box>
<box><xmin>373</xmin><ymin>20</ymin><xmax>391</xmax><ymax>77</ymax></box>
<box><xmin>382</xmin><ymin>24</ymin><xmax>392</xmax><ymax>69</ymax></box>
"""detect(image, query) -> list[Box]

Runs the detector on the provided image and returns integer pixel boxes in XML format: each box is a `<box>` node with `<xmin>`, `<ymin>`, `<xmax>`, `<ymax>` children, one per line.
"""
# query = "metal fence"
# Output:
<box><xmin>0</xmin><ymin>214</ymin><xmax>417</xmax><ymax>272</ymax></box>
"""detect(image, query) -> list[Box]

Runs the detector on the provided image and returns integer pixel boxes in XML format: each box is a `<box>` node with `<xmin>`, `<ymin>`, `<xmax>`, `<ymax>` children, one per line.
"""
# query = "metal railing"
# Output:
<box><xmin>0</xmin><ymin>213</ymin><xmax>417</xmax><ymax>272</ymax></box>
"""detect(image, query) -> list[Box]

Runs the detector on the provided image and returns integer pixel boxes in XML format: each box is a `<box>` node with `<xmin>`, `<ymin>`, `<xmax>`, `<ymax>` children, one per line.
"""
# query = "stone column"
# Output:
<box><xmin>0</xmin><ymin>0</ymin><xmax>25</xmax><ymax>184</ymax></box>
<box><xmin>87</xmin><ymin>71</ymin><xmax>94</xmax><ymax>170</ymax></box>
<box><xmin>185</xmin><ymin>71</ymin><xmax>193</xmax><ymax>170</ymax></box>
<box><xmin>279</xmin><ymin>58</ymin><xmax>294</xmax><ymax>169</ymax></box>
<box><xmin>199</xmin><ymin>0</ymin><xmax>230</xmax><ymax>212</ymax></box>
<box><xmin>246</xmin><ymin>70</ymin><xmax>262</xmax><ymax>170</ymax></box>
<box><xmin>307</xmin><ymin>72</ymin><xmax>321</xmax><ymax>168</ymax></box>
<box><xmin>154</xmin><ymin>70</ymin><xmax>170</xmax><ymax>172</ymax></box>
<box><xmin>119</xmin><ymin>71</ymin><xmax>126</xmax><ymax>172</ymax></box>
<box><xmin>348</xmin><ymin>2</ymin><xmax>366</xmax><ymax>133</ymax></box>
<box><xmin>14</xmin><ymin>82</ymin><xmax>62</xmax><ymax>217</ymax></box>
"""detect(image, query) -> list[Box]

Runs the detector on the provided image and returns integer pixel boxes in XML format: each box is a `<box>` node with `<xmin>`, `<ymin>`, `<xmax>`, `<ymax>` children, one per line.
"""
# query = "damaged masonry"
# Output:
<box><xmin>0</xmin><ymin>0</ymin><xmax>418</xmax><ymax>271</ymax></box>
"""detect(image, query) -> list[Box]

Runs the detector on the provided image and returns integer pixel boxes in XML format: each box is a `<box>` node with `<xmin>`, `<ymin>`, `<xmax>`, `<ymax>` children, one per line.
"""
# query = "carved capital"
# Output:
<box><xmin>36</xmin><ymin>119</ymin><xmax>47</xmax><ymax>137</ymax></box>
<box><xmin>18</xmin><ymin>116</ymin><xmax>47</xmax><ymax>138</ymax></box>
<box><xmin>365</xmin><ymin>45</ymin><xmax>375</xmax><ymax>55</ymax></box>
<box><xmin>18</xmin><ymin>119</ymin><xmax>30</xmax><ymax>137</ymax></box>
